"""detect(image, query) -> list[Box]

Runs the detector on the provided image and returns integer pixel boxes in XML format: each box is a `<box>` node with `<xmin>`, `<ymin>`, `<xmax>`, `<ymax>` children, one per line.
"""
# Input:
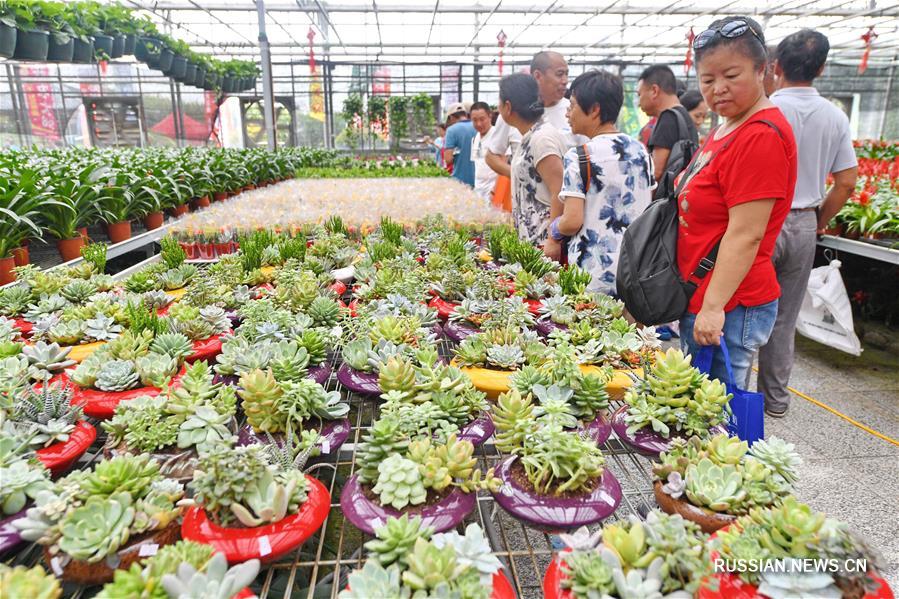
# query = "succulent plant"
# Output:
<box><xmin>143</xmin><ymin>289</ymin><xmax>175</xmax><ymax>310</ymax></box>
<box><xmin>562</xmin><ymin>549</ymin><xmax>616</xmax><ymax>597</ymax></box>
<box><xmin>0</xmin><ymin>460</ymin><xmax>52</xmax><ymax>515</ymax></box>
<box><xmin>356</xmin><ymin>418</ymin><xmax>410</xmax><ymax>485</ymax></box>
<box><xmin>229</xmin><ymin>468</ymin><xmax>308</xmax><ymax>527</ymax></box>
<box><xmin>25</xmin><ymin>295</ymin><xmax>68</xmax><ymax>322</ymax></box>
<box><xmin>238</xmin><ymin>368</ymin><xmax>284</xmax><ymax>432</ymax></box>
<box><xmin>161</xmin><ymin>553</ymin><xmax>260</xmax><ymax>599</ymax></box>
<box><xmin>12</xmin><ymin>383</ymin><xmax>83</xmax><ymax>447</ymax></box>
<box><xmin>21</xmin><ymin>341</ymin><xmax>76</xmax><ymax>379</ymax></box>
<box><xmin>520</xmin><ymin>425</ymin><xmax>605</xmax><ymax>495</ymax></box>
<box><xmin>340</xmin><ymin>561</ymin><xmax>406</xmax><ymax>599</ymax></box>
<box><xmin>199</xmin><ymin>306</ymin><xmax>232</xmax><ymax>336</ymax></box>
<box><xmin>756</xmin><ymin>565</ymin><xmax>842</xmax><ymax>599</ymax></box>
<box><xmin>149</xmin><ymin>333</ymin><xmax>193</xmax><ymax>362</ymax></box>
<box><xmin>131</xmin><ymin>478</ymin><xmax>185</xmax><ymax>534</ymax></box>
<box><xmin>95</xmin><ymin>359</ymin><xmax>141</xmax><ymax>392</ymax></box>
<box><xmin>378</xmin><ymin>355</ymin><xmax>417</xmax><ymax>396</ymax></box>
<box><xmin>83</xmin><ymin>314</ymin><xmax>123</xmax><ymax>342</ymax></box>
<box><xmin>430</xmin><ymin>523</ymin><xmax>502</xmax><ymax>586</ymax></box>
<box><xmin>167</xmin><ymin>361</ymin><xmax>229</xmax><ymax>415</ymax></box>
<box><xmin>278</xmin><ymin>379</ymin><xmax>349</xmax><ymax>422</ymax></box>
<box><xmin>0</xmin><ymin>355</ymin><xmax>31</xmax><ymax>397</ymax></box>
<box><xmin>269</xmin><ymin>340</ymin><xmax>311</xmax><ymax>382</ymax></box>
<box><xmin>705</xmin><ymin>435</ymin><xmax>749</xmax><ymax>466</ymax></box>
<box><xmin>492</xmin><ymin>389</ymin><xmax>535</xmax><ymax>453</ymax></box>
<box><xmin>57</xmin><ymin>491</ymin><xmax>136</xmax><ymax>562</ymax></box>
<box><xmin>177</xmin><ymin>406</ymin><xmax>234</xmax><ymax>453</ymax></box>
<box><xmin>684</xmin><ymin>458</ymin><xmax>747</xmax><ymax>512</ymax></box>
<box><xmin>0</xmin><ymin>565</ymin><xmax>61</xmax><ymax>599</ymax></box>
<box><xmin>134</xmin><ymin>352</ymin><xmax>179</xmax><ymax>388</ymax></box>
<box><xmin>748</xmin><ymin>437</ymin><xmax>802</xmax><ymax>486</ymax></box>
<box><xmin>0</xmin><ymin>285</ymin><xmax>33</xmax><ymax>317</ymax></box>
<box><xmin>373</xmin><ymin>454</ymin><xmax>428</xmax><ymax>510</ymax></box>
<box><xmin>296</xmin><ymin>329</ymin><xmax>327</xmax><ymax>365</ymax></box>
<box><xmin>80</xmin><ymin>454</ymin><xmax>160</xmax><ymax>499</ymax></box>
<box><xmin>157</xmin><ymin>268</ymin><xmax>190</xmax><ymax>291</ymax></box>
<box><xmin>365</xmin><ymin>515</ymin><xmax>434</xmax><ymax>568</ymax></box>
<box><xmin>532</xmin><ymin>384</ymin><xmax>579</xmax><ymax>429</ymax></box>
<box><xmin>486</xmin><ymin>344</ymin><xmax>525</xmax><ymax>370</ymax></box>
<box><xmin>96</xmin><ymin>540</ymin><xmax>215</xmax><ymax>599</ymax></box>
<box><xmin>106</xmin><ymin>329</ymin><xmax>155</xmax><ymax>361</ymax></box>
<box><xmin>401</xmin><ymin>537</ymin><xmax>466</xmax><ymax>593</ymax></box>
<box><xmin>307</xmin><ymin>296</ymin><xmax>341</xmax><ymax>328</ymax></box>
<box><xmin>46</xmin><ymin>319</ymin><xmax>87</xmax><ymax>345</ymax></box>
<box><xmin>102</xmin><ymin>395</ymin><xmax>178</xmax><ymax>452</ymax></box>
<box><xmin>342</xmin><ymin>337</ymin><xmax>373</xmax><ymax>372</ymax></box>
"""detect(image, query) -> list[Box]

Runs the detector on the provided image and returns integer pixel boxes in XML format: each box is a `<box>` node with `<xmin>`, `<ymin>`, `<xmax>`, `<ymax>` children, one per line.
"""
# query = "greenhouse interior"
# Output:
<box><xmin>0</xmin><ymin>1</ymin><xmax>897</xmax><ymax>598</ymax></box>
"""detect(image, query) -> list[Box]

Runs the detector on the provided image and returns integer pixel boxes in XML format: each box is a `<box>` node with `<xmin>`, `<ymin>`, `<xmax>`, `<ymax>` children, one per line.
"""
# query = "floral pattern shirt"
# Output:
<box><xmin>560</xmin><ymin>133</ymin><xmax>653</xmax><ymax>295</ymax></box>
<box><xmin>510</xmin><ymin>117</ymin><xmax>569</xmax><ymax>244</ymax></box>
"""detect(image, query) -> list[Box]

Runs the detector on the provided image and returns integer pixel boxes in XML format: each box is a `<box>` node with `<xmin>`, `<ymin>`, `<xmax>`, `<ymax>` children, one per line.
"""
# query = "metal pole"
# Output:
<box><xmin>256</xmin><ymin>0</ymin><xmax>277</xmax><ymax>150</ymax></box>
<box><xmin>6</xmin><ymin>64</ymin><xmax>24</xmax><ymax>147</ymax></box>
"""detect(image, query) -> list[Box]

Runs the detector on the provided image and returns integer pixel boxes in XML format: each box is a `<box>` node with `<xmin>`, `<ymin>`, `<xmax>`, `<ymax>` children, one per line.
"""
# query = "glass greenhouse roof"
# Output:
<box><xmin>114</xmin><ymin>0</ymin><xmax>899</xmax><ymax>66</ymax></box>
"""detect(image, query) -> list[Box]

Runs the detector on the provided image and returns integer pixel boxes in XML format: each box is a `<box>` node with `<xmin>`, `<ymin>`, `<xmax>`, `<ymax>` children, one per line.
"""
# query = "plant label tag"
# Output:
<box><xmin>321</xmin><ymin>439</ymin><xmax>330</xmax><ymax>454</ymax></box>
<box><xmin>139</xmin><ymin>543</ymin><xmax>159</xmax><ymax>557</ymax></box>
<box><xmin>258</xmin><ymin>535</ymin><xmax>272</xmax><ymax>557</ymax></box>
<box><xmin>50</xmin><ymin>557</ymin><xmax>63</xmax><ymax>576</ymax></box>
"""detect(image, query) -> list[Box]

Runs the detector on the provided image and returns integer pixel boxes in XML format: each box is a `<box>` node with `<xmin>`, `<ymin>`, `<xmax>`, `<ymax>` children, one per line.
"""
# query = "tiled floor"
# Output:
<box><xmin>760</xmin><ymin>334</ymin><xmax>899</xmax><ymax>590</ymax></box>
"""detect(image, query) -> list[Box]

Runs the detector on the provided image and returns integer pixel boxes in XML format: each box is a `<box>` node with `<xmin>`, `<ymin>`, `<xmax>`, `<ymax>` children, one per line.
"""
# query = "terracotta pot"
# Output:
<box><xmin>0</xmin><ymin>256</ymin><xmax>15</xmax><ymax>285</ymax></box>
<box><xmin>246</xmin><ymin>184</ymin><xmax>256</xmax><ymax>190</ymax></box>
<box><xmin>143</xmin><ymin>211</ymin><xmax>164</xmax><ymax>230</ymax></box>
<box><xmin>78</xmin><ymin>227</ymin><xmax>88</xmax><ymax>239</ymax></box>
<box><xmin>56</xmin><ymin>237</ymin><xmax>85</xmax><ymax>262</ymax></box>
<box><xmin>11</xmin><ymin>246</ymin><xmax>29</xmax><ymax>267</ymax></box>
<box><xmin>653</xmin><ymin>481</ymin><xmax>737</xmax><ymax>534</ymax></box>
<box><xmin>195</xmin><ymin>195</ymin><xmax>211</xmax><ymax>208</ymax></box>
<box><xmin>172</xmin><ymin>204</ymin><xmax>189</xmax><ymax>217</ymax></box>
<box><xmin>107</xmin><ymin>221</ymin><xmax>132</xmax><ymax>244</ymax></box>
<box><xmin>213</xmin><ymin>191</ymin><xmax>228</xmax><ymax>202</ymax></box>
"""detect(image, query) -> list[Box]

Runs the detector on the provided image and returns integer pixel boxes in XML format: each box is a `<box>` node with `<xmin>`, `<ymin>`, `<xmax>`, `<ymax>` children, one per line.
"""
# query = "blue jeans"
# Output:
<box><xmin>680</xmin><ymin>300</ymin><xmax>778</xmax><ymax>388</ymax></box>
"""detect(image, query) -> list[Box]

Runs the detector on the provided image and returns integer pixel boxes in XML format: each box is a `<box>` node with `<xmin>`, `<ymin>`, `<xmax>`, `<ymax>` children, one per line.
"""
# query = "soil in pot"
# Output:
<box><xmin>107</xmin><ymin>221</ymin><xmax>132</xmax><ymax>243</ymax></box>
<box><xmin>0</xmin><ymin>256</ymin><xmax>15</xmax><ymax>285</ymax></box>
<box><xmin>13</xmin><ymin>28</ymin><xmax>49</xmax><ymax>61</ymax></box>
<box><xmin>143</xmin><ymin>211</ymin><xmax>164</xmax><ymax>230</ymax></box>
<box><xmin>652</xmin><ymin>481</ymin><xmax>737</xmax><ymax>534</ymax></box>
<box><xmin>46</xmin><ymin>36</ymin><xmax>74</xmax><ymax>61</ymax></box>
<box><xmin>0</xmin><ymin>23</ymin><xmax>16</xmax><ymax>58</ymax></box>
<box><xmin>72</xmin><ymin>38</ymin><xmax>93</xmax><ymax>63</ymax></box>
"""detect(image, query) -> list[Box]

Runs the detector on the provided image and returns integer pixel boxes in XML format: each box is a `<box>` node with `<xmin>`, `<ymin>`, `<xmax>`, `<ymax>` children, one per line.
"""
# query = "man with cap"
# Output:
<box><xmin>442</xmin><ymin>102</ymin><xmax>478</xmax><ymax>187</ymax></box>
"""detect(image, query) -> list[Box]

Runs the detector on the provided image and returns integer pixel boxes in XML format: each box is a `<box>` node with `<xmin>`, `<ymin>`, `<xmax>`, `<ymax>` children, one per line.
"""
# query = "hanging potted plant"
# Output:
<box><xmin>387</xmin><ymin>95</ymin><xmax>409</xmax><ymax>152</ymax></box>
<box><xmin>37</xmin><ymin>2</ymin><xmax>74</xmax><ymax>62</ymax></box>
<box><xmin>0</xmin><ymin>2</ymin><xmax>17</xmax><ymax>58</ymax></box>
<box><xmin>340</xmin><ymin>517</ymin><xmax>515</xmax><ymax>599</ymax></box>
<box><xmin>61</xmin><ymin>1</ymin><xmax>97</xmax><ymax>63</ymax></box>
<box><xmin>8</xmin><ymin>0</ymin><xmax>49</xmax><ymax>61</ymax></box>
<box><xmin>489</xmin><ymin>387</ymin><xmax>622</xmax><ymax>530</ymax></box>
<box><xmin>13</xmin><ymin>454</ymin><xmax>185</xmax><ymax>585</ymax></box>
<box><xmin>410</xmin><ymin>92</ymin><xmax>435</xmax><ymax>137</ymax></box>
<box><xmin>179</xmin><ymin>442</ymin><xmax>331</xmax><ymax>563</ymax></box>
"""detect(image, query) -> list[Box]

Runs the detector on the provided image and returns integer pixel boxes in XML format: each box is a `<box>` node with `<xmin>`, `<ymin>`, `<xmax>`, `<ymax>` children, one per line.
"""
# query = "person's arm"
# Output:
<box><xmin>557</xmin><ymin>198</ymin><xmax>584</xmax><ymax>236</ymax></box>
<box><xmin>443</xmin><ymin>148</ymin><xmax>455</xmax><ymax>168</ymax></box>
<box><xmin>648</xmin><ymin>111</ymin><xmax>676</xmax><ymax>182</ymax></box>
<box><xmin>443</xmin><ymin>127</ymin><xmax>457</xmax><ymax>168</ymax></box>
<box><xmin>536</xmin><ymin>154</ymin><xmax>564</xmax><ymax>260</ymax></box>
<box><xmin>817</xmin><ymin>166</ymin><xmax>857</xmax><ymax>233</ymax></box>
<box><xmin>485</xmin><ymin>151</ymin><xmax>511</xmax><ymax>177</ymax></box>
<box><xmin>651</xmin><ymin>147</ymin><xmax>671</xmax><ymax>183</ymax></box>
<box><xmin>691</xmin><ymin>199</ymin><xmax>776</xmax><ymax>346</ymax></box>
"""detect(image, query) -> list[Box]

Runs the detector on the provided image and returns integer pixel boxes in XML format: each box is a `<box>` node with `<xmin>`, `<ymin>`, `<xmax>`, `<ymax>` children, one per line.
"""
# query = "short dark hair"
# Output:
<box><xmin>569</xmin><ymin>70</ymin><xmax>623</xmax><ymax>125</ymax></box>
<box><xmin>679</xmin><ymin>89</ymin><xmax>704</xmax><ymax>111</ymax></box>
<box><xmin>676</xmin><ymin>78</ymin><xmax>687</xmax><ymax>97</ymax></box>
<box><xmin>695</xmin><ymin>16</ymin><xmax>767</xmax><ymax>69</ymax></box>
<box><xmin>638</xmin><ymin>65</ymin><xmax>677</xmax><ymax>95</ymax></box>
<box><xmin>776</xmin><ymin>29</ymin><xmax>829</xmax><ymax>82</ymax></box>
<box><xmin>469</xmin><ymin>101</ymin><xmax>491</xmax><ymax>115</ymax></box>
<box><xmin>499</xmin><ymin>73</ymin><xmax>544</xmax><ymax>123</ymax></box>
<box><xmin>530</xmin><ymin>50</ymin><xmax>563</xmax><ymax>74</ymax></box>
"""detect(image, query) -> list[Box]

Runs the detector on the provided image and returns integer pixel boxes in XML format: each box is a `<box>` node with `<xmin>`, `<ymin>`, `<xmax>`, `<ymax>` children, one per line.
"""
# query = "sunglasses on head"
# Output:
<box><xmin>693</xmin><ymin>19</ymin><xmax>762</xmax><ymax>50</ymax></box>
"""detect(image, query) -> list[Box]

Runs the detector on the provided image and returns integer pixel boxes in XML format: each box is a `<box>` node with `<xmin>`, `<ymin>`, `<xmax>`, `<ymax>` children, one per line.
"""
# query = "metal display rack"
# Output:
<box><xmin>2</xmin><ymin>323</ymin><xmax>658</xmax><ymax>599</ymax></box>
<box><xmin>817</xmin><ymin>235</ymin><xmax>899</xmax><ymax>265</ymax></box>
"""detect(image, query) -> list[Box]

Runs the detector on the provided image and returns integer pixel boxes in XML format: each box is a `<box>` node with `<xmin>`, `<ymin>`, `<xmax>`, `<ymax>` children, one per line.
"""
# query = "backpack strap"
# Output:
<box><xmin>576</xmin><ymin>144</ymin><xmax>591</xmax><ymax>194</ymax></box>
<box><xmin>664</xmin><ymin>106</ymin><xmax>691</xmax><ymax>142</ymax></box>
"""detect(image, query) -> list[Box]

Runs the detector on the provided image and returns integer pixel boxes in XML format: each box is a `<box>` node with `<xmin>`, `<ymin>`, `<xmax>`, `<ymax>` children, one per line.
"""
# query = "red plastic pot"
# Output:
<box><xmin>543</xmin><ymin>551</ymin><xmax>573</xmax><ymax>599</ymax></box>
<box><xmin>185</xmin><ymin>332</ymin><xmax>231</xmax><ymax>364</ymax></box>
<box><xmin>524</xmin><ymin>298</ymin><xmax>543</xmax><ymax>315</ymax></box>
<box><xmin>198</xmin><ymin>243</ymin><xmax>216</xmax><ymax>260</ymax></box>
<box><xmin>329</xmin><ymin>281</ymin><xmax>347</xmax><ymax>296</ymax></box>
<box><xmin>12</xmin><ymin>245</ymin><xmax>29</xmax><ymax>267</ymax></box>
<box><xmin>12</xmin><ymin>318</ymin><xmax>32</xmax><ymax>337</ymax></box>
<box><xmin>63</xmin><ymin>367</ymin><xmax>185</xmax><ymax>419</ymax></box>
<box><xmin>181</xmin><ymin>242</ymin><xmax>199</xmax><ymax>260</ymax></box>
<box><xmin>337</xmin><ymin>299</ymin><xmax>359</xmax><ymax>317</ymax></box>
<box><xmin>56</xmin><ymin>237</ymin><xmax>85</xmax><ymax>263</ymax></box>
<box><xmin>0</xmin><ymin>256</ymin><xmax>15</xmax><ymax>285</ymax></box>
<box><xmin>428</xmin><ymin>297</ymin><xmax>459</xmax><ymax>320</ymax></box>
<box><xmin>35</xmin><ymin>421</ymin><xmax>96</xmax><ymax>477</ymax></box>
<box><xmin>143</xmin><ymin>211</ymin><xmax>164</xmax><ymax>230</ymax></box>
<box><xmin>347</xmin><ymin>570</ymin><xmax>515</xmax><ymax>599</ymax></box>
<box><xmin>181</xmin><ymin>474</ymin><xmax>330</xmax><ymax>563</ymax></box>
<box><xmin>215</xmin><ymin>242</ymin><xmax>232</xmax><ymax>257</ymax></box>
<box><xmin>107</xmin><ymin>221</ymin><xmax>132</xmax><ymax>244</ymax></box>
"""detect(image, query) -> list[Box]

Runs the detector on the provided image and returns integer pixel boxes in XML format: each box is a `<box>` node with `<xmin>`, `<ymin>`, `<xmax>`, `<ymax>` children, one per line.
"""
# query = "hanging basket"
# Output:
<box><xmin>181</xmin><ymin>475</ymin><xmax>330</xmax><ymax>563</ymax></box>
<box><xmin>35</xmin><ymin>421</ymin><xmax>97</xmax><ymax>477</ymax></box>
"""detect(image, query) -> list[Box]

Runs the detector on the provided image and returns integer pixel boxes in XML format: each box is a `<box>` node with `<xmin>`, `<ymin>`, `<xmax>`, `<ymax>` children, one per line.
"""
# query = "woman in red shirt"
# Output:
<box><xmin>677</xmin><ymin>16</ymin><xmax>797</xmax><ymax>388</ymax></box>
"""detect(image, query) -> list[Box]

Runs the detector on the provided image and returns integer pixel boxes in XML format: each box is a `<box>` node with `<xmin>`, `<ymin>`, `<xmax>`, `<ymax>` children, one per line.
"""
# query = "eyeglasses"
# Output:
<box><xmin>693</xmin><ymin>20</ymin><xmax>762</xmax><ymax>50</ymax></box>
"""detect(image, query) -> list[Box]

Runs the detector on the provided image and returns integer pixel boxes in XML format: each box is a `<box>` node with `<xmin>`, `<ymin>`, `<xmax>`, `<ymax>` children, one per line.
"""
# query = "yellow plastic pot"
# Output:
<box><xmin>579</xmin><ymin>364</ymin><xmax>641</xmax><ymax>401</ymax></box>
<box><xmin>65</xmin><ymin>341</ymin><xmax>106</xmax><ymax>363</ymax></box>
<box><xmin>260</xmin><ymin>266</ymin><xmax>277</xmax><ymax>276</ymax></box>
<box><xmin>451</xmin><ymin>360</ymin><xmax>513</xmax><ymax>400</ymax></box>
<box><xmin>164</xmin><ymin>287</ymin><xmax>187</xmax><ymax>301</ymax></box>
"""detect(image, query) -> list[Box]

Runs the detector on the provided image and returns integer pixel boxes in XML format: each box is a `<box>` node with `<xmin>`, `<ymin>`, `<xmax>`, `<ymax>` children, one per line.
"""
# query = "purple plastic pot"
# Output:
<box><xmin>0</xmin><ymin>509</ymin><xmax>26</xmax><ymax>555</ymax></box>
<box><xmin>457</xmin><ymin>412</ymin><xmax>494</xmax><ymax>446</ymax></box>
<box><xmin>340</xmin><ymin>474</ymin><xmax>476</xmax><ymax>536</ymax></box>
<box><xmin>236</xmin><ymin>418</ymin><xmax>350</xmax><ymax>458</ymax></box>
<box><xmin>491</xmin><ymin>456</ymin><xmax>622</xmax><ymax>531</ymax></box>
<box><xmin>430</xmin><ymin>323</ymin><xmax>443</xmax><ymax>339</ymax></box>
<box><xmin>535</xmin><ymin>319</ymin><xmax>569</xmax><ymax>337</ymax></box>
<box><xmin>225</xmin><ymin>310</ymin><xmax>242</xmax><ymax>328</ymax></box>
<box><xmin>610</xmin><ymin>405</ymin><xmax>727</xmax><ymax>456</ymax></box>
<box><xmin>213</xmin><ymin>373</ymin><xmax>240</xmax><ymax>387</ymax></box>
<box><xmin>579</xmin><ymin>412</ymin><xmax>612</xmax><ymax>446</ymax></box>
<box><xmin>306</xmin><ymin>362</ymin><xmax>332</xmax><ymax>386</ymax></box>
<box><xmin>336</xmin><ymin>364</ymin><xmax>381</xmax><ymax>396</ymax></box>
<box><xmin>443</xmin><ymin>320</ymin><xmax>480</xmax><ymax>343</ymax></box>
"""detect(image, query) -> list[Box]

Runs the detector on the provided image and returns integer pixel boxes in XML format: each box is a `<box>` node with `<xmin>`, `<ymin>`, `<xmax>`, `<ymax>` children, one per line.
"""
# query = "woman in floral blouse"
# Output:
<box><xmin>552</xmin><ymin>69</ymin><xmax>653</xmax><ymax>295</ymax></box>
<box><xmin>498</xmin><ymin>73</ymin><xmax>568</xmax><ymax>257</ymax></box>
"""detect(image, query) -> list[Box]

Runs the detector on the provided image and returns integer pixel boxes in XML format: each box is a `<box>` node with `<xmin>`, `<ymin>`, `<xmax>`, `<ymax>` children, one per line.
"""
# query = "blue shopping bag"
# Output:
<box><xmin>692</xmin><ymin>338</ymin><xmax>764</xmax><ymax>446</ymax></box>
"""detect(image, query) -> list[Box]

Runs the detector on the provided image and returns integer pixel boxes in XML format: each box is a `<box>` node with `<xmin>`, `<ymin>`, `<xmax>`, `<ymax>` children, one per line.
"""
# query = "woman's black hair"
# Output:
<box><xmin>499</xmin><ymin>73</ymin><xmax>545</xmax><ymax>123</ymax></box>
<box><xmin>569</xmin><ymin>69</ymin><xmax>623</xmax><ymax>125</ymax></box>
<box><xmin>679</xmin><ymin>89</ymin><xmax>705</xmax><ymax>111</ymax></box>
<box><xmin>695</xmin><ymin>16</ymin><xmax>767</xmax><ymax>69</ymax></box>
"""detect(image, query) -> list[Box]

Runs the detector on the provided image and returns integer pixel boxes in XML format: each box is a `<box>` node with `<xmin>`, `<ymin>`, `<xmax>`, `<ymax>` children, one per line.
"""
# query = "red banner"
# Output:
<box><xmin>22</xmin><ymin>66</ymin><xmax>60</xmax><ymax>141</ymax></box>
<box><xmin>684</xmin><ymin>27</ymin><xmax>695</xmax><ymax>75</ymax></box>
<box><xmin>497</xmin><ymin>30</ymin><xmax>507</xmax><ymax>76</ymax></box>
<box><xmin>859</xmin><ymin>27</ymin><xmax>877</xmax><ymax>75</ymax></box>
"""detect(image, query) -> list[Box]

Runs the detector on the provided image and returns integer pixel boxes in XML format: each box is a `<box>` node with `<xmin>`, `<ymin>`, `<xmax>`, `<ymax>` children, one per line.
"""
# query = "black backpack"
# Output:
<box><xmin>654</xmin><ymin>107</ymin><xmax>699</xmax><ymax>201</ymax></box>
<box><xmin>616</xmin><ymin>119</ymin><xmax>784</xmax><ymax>325</ymax></box>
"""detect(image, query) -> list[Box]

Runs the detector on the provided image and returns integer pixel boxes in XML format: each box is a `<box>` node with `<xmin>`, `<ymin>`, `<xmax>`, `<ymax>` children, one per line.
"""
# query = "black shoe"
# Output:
<box><xmin>765</xmin><ymin>405</ymin><xmax>788</xmax><ymax>418</ymax></box>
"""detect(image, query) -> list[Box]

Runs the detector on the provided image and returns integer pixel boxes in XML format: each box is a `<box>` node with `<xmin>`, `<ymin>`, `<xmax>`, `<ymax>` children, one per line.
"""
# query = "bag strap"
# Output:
<box><xmin>695</xmin><ymin>337</ymin><xmax>736</xmax><ymax>386</ymax></box>
<box><xmin>664</xmin><ymin>106</ymin><xmax>691</xmax><ymax>141</ymax></box>
<box><xmin>576</xmin><ymin>144</ymin><xmax>591</xmax><ymax>194</ymax></box>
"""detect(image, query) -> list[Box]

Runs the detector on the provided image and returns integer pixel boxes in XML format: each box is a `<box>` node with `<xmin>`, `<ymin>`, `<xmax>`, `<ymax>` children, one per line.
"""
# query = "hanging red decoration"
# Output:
<box><xmin>858</xmin><ymin>26</ymin><xmax>877</xmax><ymax>75</ymax></box>
<box><xmin>307</xmin><ymin>27</ymin><xmax>317</xmax><ymax>73</ymax></box>
<box><xmin>684</xmin><ymin>27</ymin><xmax>695</xmax><ymax>75</ymax></box>
<box><xmin>497</xmin><ymin>30</ymin><xmax>507</xmax><ymax>76</ymax></box>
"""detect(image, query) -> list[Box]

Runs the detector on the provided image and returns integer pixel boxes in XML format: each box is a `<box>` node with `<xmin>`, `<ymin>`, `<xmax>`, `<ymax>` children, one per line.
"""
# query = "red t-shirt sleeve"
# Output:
<box><xmin>717</xmin><ymin>126</ymin><xmax>792</xmax><ymax>207</ymax></box>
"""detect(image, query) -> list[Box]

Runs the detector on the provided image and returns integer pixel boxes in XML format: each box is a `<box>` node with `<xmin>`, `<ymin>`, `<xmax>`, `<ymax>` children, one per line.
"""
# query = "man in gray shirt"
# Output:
<box><xmin>759</xmin><ymin>30</ymin><xmax>858</xmax><ymax>417</ymax></box>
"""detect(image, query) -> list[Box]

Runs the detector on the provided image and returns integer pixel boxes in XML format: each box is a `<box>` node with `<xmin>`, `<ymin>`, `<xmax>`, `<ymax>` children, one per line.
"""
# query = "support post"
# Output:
<box><xmin>256</xmin><ymin>0</ymin><xmax>277</xmax><ymax>150</ymax></box>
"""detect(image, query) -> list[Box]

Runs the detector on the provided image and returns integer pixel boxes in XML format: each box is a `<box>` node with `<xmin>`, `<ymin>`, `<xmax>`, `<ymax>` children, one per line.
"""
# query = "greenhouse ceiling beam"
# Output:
<box><xmin>461</xmin><ymin>0</ymin><xmax>503</xmax><ymax>55</ymax></box>
<box><xmin>545</xmin><ymin>1</ymin><xmax>623</xmax><ymax>50</ymax></box>
<box><xmin>425</xmin><ymin>0</ymin><xmax>440</xmax><ymax>51</ymax></box>
<box><xmin>186</xmin><ymin>0</ymin><xmax>255</xmax><ymax>45</ymax></box>
<box><xmin>310</xmin><ymin>0</ymin><xmax>348</xmax><ymax>55</ymax></box>
<box><xmin>122</xmin><ymin>0</ymin><xmax>220</xmax><ymax>49</ymax></box>
<box><xmin>506</xmin><ymin>0</ymin><xmax>559</xmax><ymax>47</ymax></box>
<box><xmin>372</xmin><ymin>0</ymin><xmax>383</xmax><ymax>57</ymax></box>
<box><xmin>583</xmin><ymin>0</ymin><xmax>687</xmax><ymax>52</ymax></box>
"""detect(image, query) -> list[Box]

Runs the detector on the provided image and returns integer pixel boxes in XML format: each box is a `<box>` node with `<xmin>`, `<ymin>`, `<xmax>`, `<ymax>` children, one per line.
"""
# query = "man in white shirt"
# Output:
<box><xmin>759</xmin><ymin>29</ymin><xmax>858</xmax><ymax>418</ymax></box>
<box><xmin>468</xmin><ymin>101</ymin><xmax>499</xmax><ymax>202</ymax></box>
<box><xmin>484</xmin><ymin>51</ymin><xmax>584</xmax><ymax>178</ymax></box>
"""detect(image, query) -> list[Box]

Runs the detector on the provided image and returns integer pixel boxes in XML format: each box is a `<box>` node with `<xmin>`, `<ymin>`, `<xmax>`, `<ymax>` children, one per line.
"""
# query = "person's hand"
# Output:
<box><xmin>543</xmin><ymin>238</ymin><xmax>562</xmax><ymax>262</ymax></box>
<box><xmin>693</xmin><ymin>307</ymin><xmax>724</xmax><ymax>346</ymax></box>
